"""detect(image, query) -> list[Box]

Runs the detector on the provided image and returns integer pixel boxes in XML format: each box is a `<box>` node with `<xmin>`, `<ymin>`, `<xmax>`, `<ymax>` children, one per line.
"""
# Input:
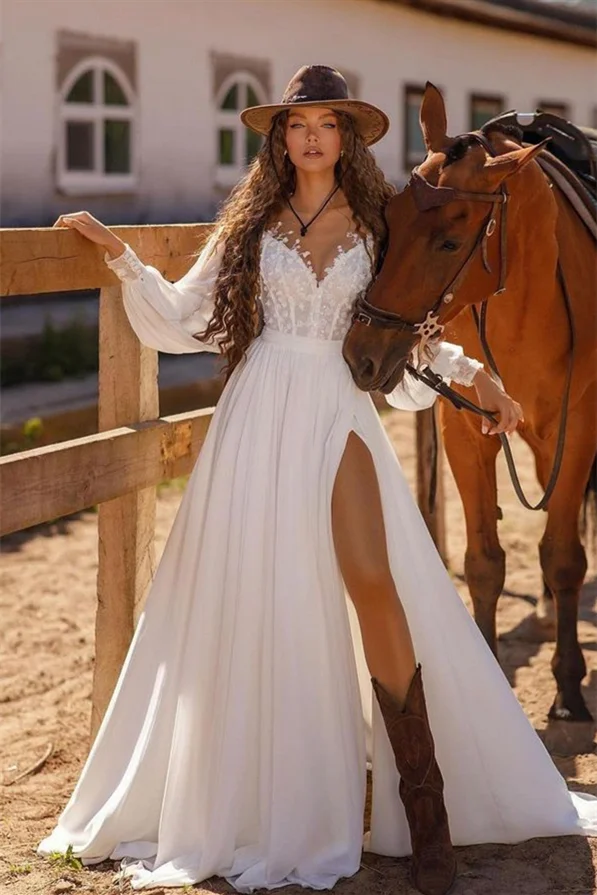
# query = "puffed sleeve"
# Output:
<box><xmin>385</xmin><ymin>341</ymin><xmax>484</xmax><ymax>411</ymax></box>
<box><xmin>103</xmin><ymin>229</ymin><xmax>225</xmax><ymax>354</ymax></box>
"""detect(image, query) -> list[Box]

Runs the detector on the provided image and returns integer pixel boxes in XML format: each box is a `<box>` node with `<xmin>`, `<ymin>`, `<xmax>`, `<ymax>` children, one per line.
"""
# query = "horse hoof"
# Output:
<box><xmin>542</xmin><ymin>718</ymin><xmax>596</xmax><ymax>756</ymax></box>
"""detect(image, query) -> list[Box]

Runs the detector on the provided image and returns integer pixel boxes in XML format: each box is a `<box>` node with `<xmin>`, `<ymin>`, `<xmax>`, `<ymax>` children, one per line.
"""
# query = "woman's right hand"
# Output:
<box><xmin>53</xmin><ymin>210</ymin><xmax>125</xmax><ymax>259</ymax></box>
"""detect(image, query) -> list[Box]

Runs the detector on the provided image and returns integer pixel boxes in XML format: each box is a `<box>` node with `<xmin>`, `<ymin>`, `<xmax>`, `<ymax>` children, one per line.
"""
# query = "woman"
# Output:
<box><xmin>39</xmin><ymin>65</ymin><xmax>596</xmax><ymax>895</ymax></box>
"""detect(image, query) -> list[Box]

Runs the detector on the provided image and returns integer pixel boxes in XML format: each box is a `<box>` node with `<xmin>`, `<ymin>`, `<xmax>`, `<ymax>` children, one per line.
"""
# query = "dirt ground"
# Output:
<box><xmin>1</xmin><ymin>409</ymin><xmax>595</xmax><ymax>895</ymax></box>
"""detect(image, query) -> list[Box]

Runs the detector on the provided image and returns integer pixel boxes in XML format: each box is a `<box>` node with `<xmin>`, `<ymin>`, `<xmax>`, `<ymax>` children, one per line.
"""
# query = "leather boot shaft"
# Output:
<box><xmin>372</xmin><ymin>665</ymin><xmax>457</xmax><ymax>895</ymax></box>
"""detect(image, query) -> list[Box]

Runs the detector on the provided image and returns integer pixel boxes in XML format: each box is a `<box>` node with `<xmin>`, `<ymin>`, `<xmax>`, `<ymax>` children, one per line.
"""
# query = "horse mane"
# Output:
<box><xmin>442</xmin><ymin>122</ymin><xmax>524</xmax><ymax>169</ymax></box>
<box><xmin>481</xmin><ymin>121</ymin><xmax>523</xmax><ymax>144</ymax></box>
<box><xmin>442</xmin><ymin>135</ymin><xmax>476</xmax><ymax>168</ymax></box>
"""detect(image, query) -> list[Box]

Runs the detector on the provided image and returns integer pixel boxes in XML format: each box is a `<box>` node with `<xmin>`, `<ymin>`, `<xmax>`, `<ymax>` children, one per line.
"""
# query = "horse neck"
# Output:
<box><xmin>477</xmin><ymin>165</ymin><xmax>564</xmax><ymax>344</ymax></box>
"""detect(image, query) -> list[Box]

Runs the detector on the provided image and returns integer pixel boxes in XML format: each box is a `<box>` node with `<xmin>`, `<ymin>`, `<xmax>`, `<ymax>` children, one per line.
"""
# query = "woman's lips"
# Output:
<box><xmin>303</xmin><ymin>150</ymin><xmax>323</xmax><ymax>157</ymax></box>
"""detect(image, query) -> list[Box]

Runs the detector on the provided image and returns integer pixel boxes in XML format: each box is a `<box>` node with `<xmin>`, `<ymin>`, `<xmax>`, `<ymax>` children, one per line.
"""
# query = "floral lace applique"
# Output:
<box><xmin>260</xmin><ymin>226</ymin><xmax>374</xmax><ymax>340</ymax></box>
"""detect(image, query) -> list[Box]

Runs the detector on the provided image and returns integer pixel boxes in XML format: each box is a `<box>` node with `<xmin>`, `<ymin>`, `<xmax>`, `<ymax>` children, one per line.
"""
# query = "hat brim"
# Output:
<box><xmin>240</xmin><ymin>99</ymin><xmax>390</xmax><ymax>147</ymax></box>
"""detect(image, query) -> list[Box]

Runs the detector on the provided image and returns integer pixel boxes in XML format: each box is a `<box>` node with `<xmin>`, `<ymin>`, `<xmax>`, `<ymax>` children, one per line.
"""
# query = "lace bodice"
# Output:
<box><xmin>104</xmin><ymin>229</ymin><xmax>483</xmax><ymax>410</ymax></box>
<box><xmin>260</xmin><ymin>226</ymin><xmax>374</xmax><ymax>340</ymax></box>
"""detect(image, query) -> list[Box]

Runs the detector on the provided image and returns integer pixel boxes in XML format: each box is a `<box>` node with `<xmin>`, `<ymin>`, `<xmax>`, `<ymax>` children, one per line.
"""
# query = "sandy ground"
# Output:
<box><xmin>1</xmin><ymin>409</ymin><xmax>595</xmax><ymax>895</ymax></box>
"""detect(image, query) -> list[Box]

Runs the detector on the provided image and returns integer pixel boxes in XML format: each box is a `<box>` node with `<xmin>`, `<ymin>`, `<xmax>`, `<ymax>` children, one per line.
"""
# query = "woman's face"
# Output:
<box><xmin>285</xmin><ymin>106</ymin><xmax>342</xmax><ymax>173</ymax></box>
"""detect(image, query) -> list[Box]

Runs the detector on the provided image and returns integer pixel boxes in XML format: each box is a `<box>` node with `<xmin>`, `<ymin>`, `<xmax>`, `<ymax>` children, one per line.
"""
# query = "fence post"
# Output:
<box><xmin>416</xmin><ymin>406</ymin><xmax>447</xmax><ymax>564</ymax></box>
<box><xmin>91</xmin><ymin>284</ymin><xmax>159</xmax><ymax>740</ymax></box>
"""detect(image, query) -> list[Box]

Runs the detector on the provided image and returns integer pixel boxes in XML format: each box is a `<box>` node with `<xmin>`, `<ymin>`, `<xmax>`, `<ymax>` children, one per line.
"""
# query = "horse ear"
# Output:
<box><xmin>482</xmin><ymin>139</ymin><xmax>550</xmax><ymax>182</ymax></box>
<box><xmin>420</xmin><ymin>82</ymin><xmax>447</xmax><ymax>153</ymax></box>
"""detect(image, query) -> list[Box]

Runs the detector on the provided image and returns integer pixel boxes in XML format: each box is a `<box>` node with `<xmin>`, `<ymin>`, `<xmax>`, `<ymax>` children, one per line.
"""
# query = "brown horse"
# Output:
<box><xmin>343</xmin><ymin>84</ymin><xmax>597</xmax><ymax>724</ymax></box>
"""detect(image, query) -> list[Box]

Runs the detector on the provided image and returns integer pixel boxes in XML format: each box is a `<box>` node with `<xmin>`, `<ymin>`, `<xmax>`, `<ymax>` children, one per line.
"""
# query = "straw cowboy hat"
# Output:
<box><xmin>240</xmin><ymin>64</ymin><xmax>390</xmax><ymax>147</ymax></box>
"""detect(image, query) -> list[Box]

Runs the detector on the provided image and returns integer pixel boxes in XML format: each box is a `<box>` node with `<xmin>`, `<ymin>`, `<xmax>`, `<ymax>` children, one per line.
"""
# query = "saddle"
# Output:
<box><xmin>486</xmin><ymin>110</ymin><xmax>597</xmax><ymax>241</ymax></box>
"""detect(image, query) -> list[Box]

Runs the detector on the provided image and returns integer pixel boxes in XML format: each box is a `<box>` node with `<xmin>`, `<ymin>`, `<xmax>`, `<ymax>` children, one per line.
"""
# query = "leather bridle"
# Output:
<box><xmin>352</xmin><ymin>132</ymin><xmax>508</xmax><ymax>355</ymax></box>
<box><xmin>350</xmin><ymin>131</ymin><xmax>576</xmax><ymax>513</ymax></box>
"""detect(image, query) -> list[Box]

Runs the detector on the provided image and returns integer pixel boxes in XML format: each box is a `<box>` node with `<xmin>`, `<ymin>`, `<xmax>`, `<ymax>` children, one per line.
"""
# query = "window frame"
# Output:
<box><xmin>403</xmin><ymin>84</ymin><xmax>428</xmax><ymax>173</ymax></box>
<box><xmin>215</xmin><ymin>70</ymin><xmax>267</xmax><ymax>188</ymax></box>
<box><xmin>535</xmin><ymin>100</ymin><xmax>571</xmax><ymax>120</ymax></box>
<box><xmin>469</xmin><ymin>93</ymin><xmax>505</xmax><ymax>132</ymax></box>
<box><xmin>57</xmin><ymin>55</ymin><xmax>137</xmax><ymax>195</ymax></box>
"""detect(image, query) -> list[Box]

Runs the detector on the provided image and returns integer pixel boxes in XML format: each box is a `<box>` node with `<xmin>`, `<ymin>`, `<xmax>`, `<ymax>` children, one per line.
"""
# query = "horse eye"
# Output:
<box><xmin>440</xmin><ymin>239</ymin><xmax>460</xmax><ymax>253</ymax></box>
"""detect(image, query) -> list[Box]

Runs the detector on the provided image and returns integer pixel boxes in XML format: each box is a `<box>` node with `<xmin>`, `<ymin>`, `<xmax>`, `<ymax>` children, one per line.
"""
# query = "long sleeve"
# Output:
<box><xmin>104</xmin><ymin>229</ymin><xmax>225</xmax><ymax>354</ymax></box>
<box><xmin>385</xmin><ymin>340</ymin><xmax>484</xmax><ymax>411</ymax></box>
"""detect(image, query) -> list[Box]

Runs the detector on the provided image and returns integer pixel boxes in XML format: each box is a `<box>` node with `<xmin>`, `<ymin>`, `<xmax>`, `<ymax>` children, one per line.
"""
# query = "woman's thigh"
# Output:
<box><xmin>331</xmin><ymin>431</ymin><xmax>395</xmax><ymax>603</ymax></box>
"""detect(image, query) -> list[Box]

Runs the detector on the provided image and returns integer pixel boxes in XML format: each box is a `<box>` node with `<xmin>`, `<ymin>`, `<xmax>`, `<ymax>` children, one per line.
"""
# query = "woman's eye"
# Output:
<box><xmin>440</xmin><ymin>239</ymin><xmax>460</xmax><ymax>252</ymax></box>
<box><xmin>289</xmin><ymin>123</ymin><xmax>304</xmax><ymax>129</ymax></box>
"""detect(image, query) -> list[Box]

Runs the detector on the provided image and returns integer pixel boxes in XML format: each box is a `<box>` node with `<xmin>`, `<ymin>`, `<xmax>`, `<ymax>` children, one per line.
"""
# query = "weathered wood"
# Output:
<box><xmin>0</xmin><ymin>224</ymin><xmax>214</xmax><ymax>296</ymax></box>
<box><xmin>0</xmin><ymin>410</ymin><xmax>212</xmax><ymax>536</ymax></box>
<box><xmin>416</xmin><ymin>407</ymin><xmax>447</xmax><ymax>564</ymax></box>
<box><xmin>91</xmin><ymin>284</ymin><xmax>159</xmax><ymax>737</ymax></box>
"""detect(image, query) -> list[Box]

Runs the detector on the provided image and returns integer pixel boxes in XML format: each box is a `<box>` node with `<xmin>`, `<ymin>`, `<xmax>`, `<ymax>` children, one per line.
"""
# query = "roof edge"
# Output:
<box><xmin>375</xmin><ymin>0</ymin><xmax>597</xmax><ymax>49</ymax></box>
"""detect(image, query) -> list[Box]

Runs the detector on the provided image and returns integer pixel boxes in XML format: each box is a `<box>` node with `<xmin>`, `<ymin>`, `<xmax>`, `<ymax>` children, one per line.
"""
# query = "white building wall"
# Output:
<box><xmin>1</xmin><ymin>0</ymin><xmax>594</xmax><ymax>227</ymax></box>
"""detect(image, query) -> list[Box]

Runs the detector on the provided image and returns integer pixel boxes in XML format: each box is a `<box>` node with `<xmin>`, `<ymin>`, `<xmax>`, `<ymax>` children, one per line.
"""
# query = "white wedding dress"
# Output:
<box><xmin>38</xmin><ymin>226</ymin><xmax>597</xmax><ymax>891</ymax></box>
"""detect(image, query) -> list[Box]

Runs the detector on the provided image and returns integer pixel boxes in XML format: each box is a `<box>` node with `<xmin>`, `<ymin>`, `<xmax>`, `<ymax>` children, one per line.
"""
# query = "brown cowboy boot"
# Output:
<box><xmin>372</xmin><ymin>665</ymin><xmax>457</xmax><ymax>895</ymax></box>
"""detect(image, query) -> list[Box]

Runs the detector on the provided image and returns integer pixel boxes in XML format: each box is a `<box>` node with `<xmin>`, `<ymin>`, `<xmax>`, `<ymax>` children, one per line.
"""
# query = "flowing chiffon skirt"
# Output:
<box><xmin>38</xmin><ymin>328</ymin><xmax>597</xmax><ymax>891</ymax></box>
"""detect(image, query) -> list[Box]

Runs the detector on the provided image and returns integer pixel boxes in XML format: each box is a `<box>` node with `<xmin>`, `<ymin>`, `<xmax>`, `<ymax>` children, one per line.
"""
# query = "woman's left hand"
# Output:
<box><xmin>472</xmin><ymin>369</ymin><xmax>524</xmax><ymax>436</ymax></box>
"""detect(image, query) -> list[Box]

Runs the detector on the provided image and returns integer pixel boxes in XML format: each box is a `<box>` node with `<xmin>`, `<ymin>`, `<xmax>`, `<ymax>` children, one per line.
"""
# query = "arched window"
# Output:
<box><xmin>58</xmin><ymin>57</ymin><xmax>136</xmax><ymax>194</ymax></box>
<box><xmin>216</xmin><ymin>72</ymin><xmax>267</xmax><ymax>187</ymax></box>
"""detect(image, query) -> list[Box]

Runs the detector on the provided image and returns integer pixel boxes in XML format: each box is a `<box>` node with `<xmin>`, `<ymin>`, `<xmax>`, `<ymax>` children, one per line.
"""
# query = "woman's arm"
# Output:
<box><xmin>103</xmin><ymin>232</ymin><xmax>224</xmax><ymax>354</ymax></box>
<box><xmin>386</xmin><ymin>340</ymin><xmax>523</xmax><ymax>435</ymax></box>
<box><xmin>54</xmin><ymin>211</ymin><xmax>224</xmax><ymax>354</ymax></box>
<box><xmin>385</xmin><ymin>341</ymin><xmax>481</xmax><ymax>411</ymax></box>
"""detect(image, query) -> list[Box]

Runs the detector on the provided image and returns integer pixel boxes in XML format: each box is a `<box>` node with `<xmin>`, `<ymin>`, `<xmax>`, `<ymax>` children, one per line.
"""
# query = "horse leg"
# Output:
<box><xmin>441</xmin><ymin>404</ymin><xmax>504</xmax><ymax>654</ymax></box>
<box><xmin>536</xmin><ymin>577</ymin><xmax>556</xmax><ymax>633</ymax></box>
<box><xmin>536</xmin><ymin>416</ymin><xmax>594</xmax><ymax>723</ymax></box>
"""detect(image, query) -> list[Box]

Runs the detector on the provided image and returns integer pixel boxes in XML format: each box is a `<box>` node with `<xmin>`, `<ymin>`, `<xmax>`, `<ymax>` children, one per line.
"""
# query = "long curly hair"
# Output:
<box><xmin>198</xmin><ymin>110</ymin><xmax>396</xmax><ymax>379</ymax></box>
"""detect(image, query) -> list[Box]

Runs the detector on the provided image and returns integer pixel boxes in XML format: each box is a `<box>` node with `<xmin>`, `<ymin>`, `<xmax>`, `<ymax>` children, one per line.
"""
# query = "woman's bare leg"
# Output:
<box><xmin>331</xmin><ymin>432</ymin><xmax>416</xmax><ymax>707</ymax></box>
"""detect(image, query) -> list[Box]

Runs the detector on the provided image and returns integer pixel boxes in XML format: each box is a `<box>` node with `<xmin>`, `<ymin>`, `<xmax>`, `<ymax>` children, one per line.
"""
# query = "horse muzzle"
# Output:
<box><xmin>342</xmin><ymin>326</ymin><xmax>413</xmax><ymax>393</ymax></box>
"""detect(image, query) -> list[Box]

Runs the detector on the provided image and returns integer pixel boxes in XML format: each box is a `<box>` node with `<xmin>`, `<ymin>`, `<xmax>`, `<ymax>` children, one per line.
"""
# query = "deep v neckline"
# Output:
<box><xmin>264</xmin><ymin>225</ymin><xmax>369</xmax><ymax>289</ymax></box>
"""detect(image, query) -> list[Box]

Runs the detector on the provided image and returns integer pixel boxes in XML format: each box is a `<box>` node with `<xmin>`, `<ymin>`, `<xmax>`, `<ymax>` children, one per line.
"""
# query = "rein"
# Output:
<box><xmin>353</xmin><ymin>132</ymin><xmax>575</xmax><ymax>512</ymax></box>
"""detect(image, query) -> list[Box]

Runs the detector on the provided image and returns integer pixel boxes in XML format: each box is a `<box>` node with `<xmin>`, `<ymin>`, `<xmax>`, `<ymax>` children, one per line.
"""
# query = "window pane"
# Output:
<box><xmin>246</xmin><ymin>85</ymin><xmax>260</xmax><ymax>108</ymax></box>
<box><xmin>66</xmin><ymin>71</ymin><xmax>94</xmax><ymax>103</ymax></box>
<box><xmin>66</xmin><ymin>121</ymin><xmax>94</xmax><ymax>170</ymax></box>
<box><xmin>245</xmin><ymin>128</ymin><xmax>262</xmax><ymax>163</ymax></box>
<box><xmin>221</xmin><ymin>84</ymin><xmax>238</xmax><ymax>111</ymax></box>
<box><xmin>104</xmin><ymin>71</ymin><xmax>128</xmax><ymax>106</ymax></box>
<box><xmin>219</xmin><ymin>129</ymin><xmax>235</xmax><ymax>165</ymax></box>
<box><xmin>406</xmin><ymin>91</ymin><xmax>425</xmax><ymax>159</ymax></box>
<box><xmin>537</xmin><ymin>102</ymin><xmax>569</xmax><ymax>119</ymax></box>
<box><xmin>104</xmin><ymin>120</ymin><xmax>131</xmax><ymax>173</ymax></box>
<box><xmin>470</xmin><ymin>97</ymin><xmax>503</xmax><ymax>130</ymax></box>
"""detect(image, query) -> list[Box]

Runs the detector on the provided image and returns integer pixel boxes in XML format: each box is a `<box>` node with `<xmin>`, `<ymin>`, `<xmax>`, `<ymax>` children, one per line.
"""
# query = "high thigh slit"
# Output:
<box><xmin>38</xmin><ymin>227</ymin><xmax>597</xmax><ymax>891</ymax></box>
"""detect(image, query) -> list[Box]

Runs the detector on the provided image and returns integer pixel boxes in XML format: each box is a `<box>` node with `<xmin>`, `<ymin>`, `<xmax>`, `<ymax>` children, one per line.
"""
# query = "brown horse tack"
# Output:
<box><xmin>353</xmin><ymin>132</ymin><xmax>509</xmax><ymax>358</ymax></box>
<box><xmin>466</xmin><ymin>259</ymin><xmax>576</xmax><ymax>512</ymax></box>
<box><xmin>353</xmin><ymin>132</ymin><xmax>576</xmax><ymax>512</ymax></box>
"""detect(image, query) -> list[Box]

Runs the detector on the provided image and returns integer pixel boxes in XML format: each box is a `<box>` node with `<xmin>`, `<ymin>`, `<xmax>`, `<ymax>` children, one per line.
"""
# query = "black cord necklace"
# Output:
<box><xmin>286</xmin><ymin>182</ymin><xmax>342</xmax><ymax>237</ymax></box>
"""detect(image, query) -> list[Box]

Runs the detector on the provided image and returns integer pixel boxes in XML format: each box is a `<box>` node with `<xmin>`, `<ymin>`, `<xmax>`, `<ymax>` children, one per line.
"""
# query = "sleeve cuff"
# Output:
<box><xmin>104</xmin><ymin>244</ymin><xmax>146</xmax><ymax>282</ymax></box>
<box><xmin>426</xmin><ymin>341</ymin><xmax>484</xmax><ymax>387</ymax></box>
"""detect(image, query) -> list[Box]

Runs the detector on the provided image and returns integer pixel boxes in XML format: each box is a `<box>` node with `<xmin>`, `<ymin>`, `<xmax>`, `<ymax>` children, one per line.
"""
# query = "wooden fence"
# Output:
<box><xmin>0</xmin><ymin>225</ymin><xmax>445</xmax><ymax>740</ymax></box>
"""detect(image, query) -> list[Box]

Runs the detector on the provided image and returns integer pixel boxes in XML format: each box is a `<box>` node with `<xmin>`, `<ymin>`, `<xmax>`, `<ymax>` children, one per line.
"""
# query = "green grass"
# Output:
<box><xmin>157</xmin><ymin>475</ymin><xmax>190</xmax><ymax>496</ymax></box>
<box><xmin>48</xmin><ymin>844</ymin><xmax>82</xmax><ymax>871</ymax></box>
<box><xmin>8</xmin><ymin>863</ymin><xmax>32</xmax><ymax>876</ymax></box>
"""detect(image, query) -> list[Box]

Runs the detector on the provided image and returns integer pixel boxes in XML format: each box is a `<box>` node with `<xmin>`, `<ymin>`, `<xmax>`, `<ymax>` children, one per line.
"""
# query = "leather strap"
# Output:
<box><xmin>409</xmin><ymin>259</ymin><xmax>575</xmax><ymax>511</ymax></box>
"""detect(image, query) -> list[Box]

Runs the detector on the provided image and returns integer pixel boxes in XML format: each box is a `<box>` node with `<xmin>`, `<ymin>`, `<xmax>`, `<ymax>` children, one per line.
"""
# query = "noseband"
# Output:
<box><xmin>352</xmin><ymin>132</ymin><xmax>508</xmax><ymax>354</ymax></box>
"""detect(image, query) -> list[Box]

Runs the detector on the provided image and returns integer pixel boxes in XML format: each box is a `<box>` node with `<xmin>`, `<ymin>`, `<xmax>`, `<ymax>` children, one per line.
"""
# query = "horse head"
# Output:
<box><xmin>343</xmin><ymin>83</ymin><xmax>552</xmax><ymax>394</ymax></box>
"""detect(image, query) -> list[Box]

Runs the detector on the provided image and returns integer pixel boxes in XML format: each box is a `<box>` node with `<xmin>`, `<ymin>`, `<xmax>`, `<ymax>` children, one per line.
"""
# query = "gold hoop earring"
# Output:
<box><xmin>283</xmin><ymin>149</ymin><xmax>288</xmax><ymax>157</ymax></box>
